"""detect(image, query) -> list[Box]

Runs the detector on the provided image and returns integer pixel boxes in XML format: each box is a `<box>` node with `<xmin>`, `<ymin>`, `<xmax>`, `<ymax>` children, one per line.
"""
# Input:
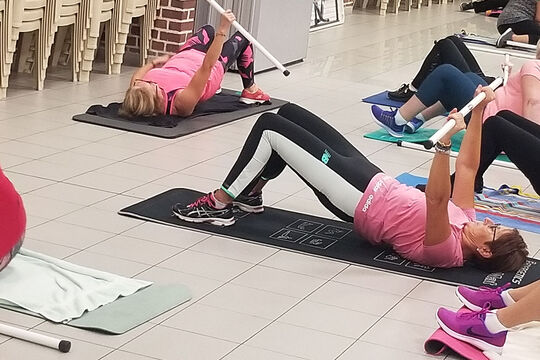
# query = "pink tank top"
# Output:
<box><xmin>354</xmin><ymin>173</ymin><xmax>475</xmax><ymax>268</ymax></box>
<box><xmin>142</xmin><ymin>49</ymin><xmax>225</xmax><ymax>115</ymax></box>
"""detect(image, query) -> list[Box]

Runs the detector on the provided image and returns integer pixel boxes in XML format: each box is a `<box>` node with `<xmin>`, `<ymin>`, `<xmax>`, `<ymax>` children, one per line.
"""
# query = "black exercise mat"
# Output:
<box><xmin>119</xmin><ymin>189</ymin><xmax>540</xmax><ymax>288</ymax></box>
<box><xmin>72</xmin><ymin>89</ymin><xmax>288</xmax><ymax>138</ymax></box>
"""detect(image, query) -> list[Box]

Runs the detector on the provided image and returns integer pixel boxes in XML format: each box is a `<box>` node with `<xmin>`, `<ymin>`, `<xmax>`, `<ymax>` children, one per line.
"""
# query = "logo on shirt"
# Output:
<box><xmin>321</xmin><ymin>149</ymin><xmax>331</xmax><ymax>164</ymax></box>
<box><xmin>362</xmin><ymin>179</ymin><xmax>384</xmax><ymax>213</ymax></box>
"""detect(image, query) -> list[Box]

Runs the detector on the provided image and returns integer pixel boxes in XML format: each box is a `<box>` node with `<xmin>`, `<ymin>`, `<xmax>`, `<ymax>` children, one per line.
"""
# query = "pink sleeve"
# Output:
<box><xmin>462</xmin><ymin>208</ymin><xmax>476</xmax><ymax>222</ymax></box>
<box><xmin>520</xmin><ymin>61</ymin><xmax>540</xmax><ymax>82</ymax></box>
<box><xmin>421</xmin><ymin>233</ymin><xmax>464</xmax><ymax>268</ymax></box>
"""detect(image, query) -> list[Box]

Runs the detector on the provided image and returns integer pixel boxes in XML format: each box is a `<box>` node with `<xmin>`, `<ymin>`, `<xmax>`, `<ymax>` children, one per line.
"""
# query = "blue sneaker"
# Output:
<box><xmin>405</xmin><ymin>117</ymin><xmax>424</xmax><ymax>134</ymax></box>
<box><xmin>370</xmin><ymin>105</ymin><xmax>404</xmax><ymax>138</ymax></box>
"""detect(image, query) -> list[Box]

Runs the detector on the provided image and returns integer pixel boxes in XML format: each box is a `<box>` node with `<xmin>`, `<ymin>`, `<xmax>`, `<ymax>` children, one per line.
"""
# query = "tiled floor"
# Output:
<box><xmin>1</xmin><ymin>3</ymin><xmax>539</xmax><ymax>360</ymax></box>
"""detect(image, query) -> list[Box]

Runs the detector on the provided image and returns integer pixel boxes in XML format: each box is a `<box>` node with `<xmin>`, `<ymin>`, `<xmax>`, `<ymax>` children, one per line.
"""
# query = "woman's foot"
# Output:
<box><xmin>240</xmin><ymin>85</ymin><xmax>271</xmax><ymax>105</ymax></box>
<box><xmin>370</xmin><ymin>105</ymin><xmax>404</xmax><ymax>137</ymax></box>
<box><xmin>404</xmin><ymin>117</ymin><xmax>424</xmax><ymax>134</ymax></box>
<box><xmin>436</xmin><ymin>307</ymin><xmax>507</xmax><ymax>354</ymax></box>
<box><xmin>233</xmin><ymin>192</ymin><xmax>264</xmax><ymax>213</ymax></box>
<box><xmin>172</xmin><ymin>192</ymin><xmax>235</xmax><ymax>226</ymax></box>
<box><xmin>496</xmin><ymin>28</ymin><xmax>514</xmax><ymax>48</ymax></box>
<box><xmin>459</xmin><ymin>2</ymin><xmax>474</xmax><ymax>11</ymax></box>
<box><xmin>456</xmin><ymin>283</ymin><xmax>511</xmax><ymax>311</ymax></box>
<box><xmin>388</xmin><ymin>84</ymin><xmax>416</xmax><ymax>102</ymax></box>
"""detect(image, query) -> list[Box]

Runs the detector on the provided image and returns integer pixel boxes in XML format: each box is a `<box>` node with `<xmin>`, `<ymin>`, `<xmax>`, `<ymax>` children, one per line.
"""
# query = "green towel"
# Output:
<box><xmin>364</xmin><ymin>129</ymin><xmax>511</xmax><ymax>162</ymax></box>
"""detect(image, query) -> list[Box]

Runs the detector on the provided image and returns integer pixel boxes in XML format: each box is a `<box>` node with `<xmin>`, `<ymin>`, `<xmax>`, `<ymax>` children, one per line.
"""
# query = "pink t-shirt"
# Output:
<box><xmin>483</xmin><ymin>60</ymin><xmax>540</xmax><ymax>123</ymax></box>
<box><xmin>142</xmin><ymin>49</ymin><xmax>225</xmax><ymax>115</ymax></box>
<box><xmin>354</xmin><ymin>173</ymin><xmax>475</xmax><ymax>268</ymax></box>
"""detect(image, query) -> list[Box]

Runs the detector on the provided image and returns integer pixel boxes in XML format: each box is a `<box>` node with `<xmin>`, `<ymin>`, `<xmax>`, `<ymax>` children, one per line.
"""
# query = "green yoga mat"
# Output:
<box><xmin>364</xmin><ymin>129</ymin><xmax>511</xmax><ymax>162</ymax></box>
<box><xmin>0</xmin><ymin>284</ymin><xmax>192</xmax><ymax>334</ymax></box>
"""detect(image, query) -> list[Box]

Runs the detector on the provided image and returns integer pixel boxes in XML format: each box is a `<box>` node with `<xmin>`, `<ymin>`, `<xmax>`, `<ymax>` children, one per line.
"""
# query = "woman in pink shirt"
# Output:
<box><xmin>171</xmin><ymin>87</ymin><xmax>529</xmax><ymax>271</ymax></box>
<box><xmin>121</xmin><ymin>10</ymin><xmax>270</xmax><ymax>118</ymax></box>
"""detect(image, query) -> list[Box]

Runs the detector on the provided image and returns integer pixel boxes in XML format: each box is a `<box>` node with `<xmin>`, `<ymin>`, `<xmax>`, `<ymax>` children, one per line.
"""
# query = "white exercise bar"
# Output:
<box><xmin>507</xmin><ymin>40</ymin><xmax>537</xmax><ymax>51</ymax></box>
<box><xmin>503</xmin><ymin>54</ymin><xmax>510</xmax><ymax>85</ymax></box>
<box><xmin>0</xmin><ymin>322</ymin><xmax>71</xmax><ymax>353</ymax></box>
<box><xmin>420</xmin><ymin>77</ymin><xmax>503</xmax><ymax>149</ymax></box>
<box><xmin>206</xmin><ymin>0</ymin><xmax>290</xmax><ymax>76</ymax></box>
<box><xmin>396</xmin><ymin>141</ymin><xmax>517</xmax><ymax>170</ymax></box>
<box><xmin>467</xmin><ymin>44</ymin><xmax>536</xmax><ymax>60</ymax></box>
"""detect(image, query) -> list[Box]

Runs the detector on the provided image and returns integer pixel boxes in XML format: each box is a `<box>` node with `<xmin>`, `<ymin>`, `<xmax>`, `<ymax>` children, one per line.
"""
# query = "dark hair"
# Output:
<box><xmin>471</xmin><ymin>229</ymin><xmax>528</xmax><ymax>272</ymax></box>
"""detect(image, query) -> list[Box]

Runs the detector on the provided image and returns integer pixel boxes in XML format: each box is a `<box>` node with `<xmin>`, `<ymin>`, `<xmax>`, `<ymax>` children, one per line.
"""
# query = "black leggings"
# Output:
<box><xmin>411</xmin><ymin>36</ymin><xmax>494</xmax><ymax>89</ymax></box>
<box><xmin>472</xmin><ymin>0</ymin><xmax>508</xmax><ymax>12</ymax></box>
<box><xmin>498</xmin><ymin>20</ymin><xmax>540</xmax><ymax>45</ymax></box>
<box><xmin>179</xmin><ymin>25</ymin><xmax>255</xmax><ymax>89</ymax></box>
<box><xmin>221</xmin><ymin>103</ymin><xmax>382</xmax><ymax>222</ymax></box>
<box><xmin>478</xmin><ymin>111</ymin><xmax>540</xmax><ymax>193</ymax></box>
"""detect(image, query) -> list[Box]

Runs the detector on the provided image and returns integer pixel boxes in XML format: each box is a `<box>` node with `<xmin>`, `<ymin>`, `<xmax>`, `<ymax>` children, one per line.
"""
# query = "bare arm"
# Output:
<box><xmin>536</xmin><ymin>1</ymin><xmax>540</xmax><ymax>23</ymax></box>
<box><xmin>173</xmin><ymin>11</ymin><xmax>235</xmax><ymax>117</ymax></box>
<box><xmin>129</xmin><ymin>63</ymin><xmax>154</xmax><ymax>87</ymax></box>
<box><xmin>424</xmin><ymin>109</ymin><xmax>466</xmax><ymax>246</ymax></box>
<box><xmin>452</xmin><ymin>86</ymin><xmax>496</xmax><ymax>209</ymax></box>
<box><xmin>522</xmin><ymin>75</ymin><xmax>540</xmax><ymax>124</ymax></box>
<box><xmin>129</xmin><ymin>54</ymin><xmax>171</xmax><ymax>87</ymax></box>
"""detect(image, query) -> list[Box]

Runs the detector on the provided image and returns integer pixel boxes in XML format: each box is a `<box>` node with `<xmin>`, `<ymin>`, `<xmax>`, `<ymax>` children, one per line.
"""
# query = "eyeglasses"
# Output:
<box><xmin>489</xmin><ymin>223</ymin><xmax>501</xmax><ymax>242</ymax></box>
<box><xmin>134</xmin><ymin>79</ymin><xmax>160</xmax><ymax>96</ymax></box>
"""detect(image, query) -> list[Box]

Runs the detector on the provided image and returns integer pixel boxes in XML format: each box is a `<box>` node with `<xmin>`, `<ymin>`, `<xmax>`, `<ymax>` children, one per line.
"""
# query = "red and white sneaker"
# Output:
<box><xmin>239</xmin><ymin>88</ymin><xmax>271</xmax><ymax>105</ymax></box>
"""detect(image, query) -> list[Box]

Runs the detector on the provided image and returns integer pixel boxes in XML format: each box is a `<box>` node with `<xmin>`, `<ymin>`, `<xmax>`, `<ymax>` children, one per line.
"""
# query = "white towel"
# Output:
<box><xmin>483</xmin><ymin>322</ymin><xmax>540</xmax><ymax>360</ymax></box>
<box><xmin>0</xmin><ymin>249</ymin><xmax>152</xmax><ymax>323</ymax></box>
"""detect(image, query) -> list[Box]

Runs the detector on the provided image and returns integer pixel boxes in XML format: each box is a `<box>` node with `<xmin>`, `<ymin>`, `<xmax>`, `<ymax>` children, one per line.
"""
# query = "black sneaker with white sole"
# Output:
<box><xmin>233</xmin><ymin>192</ymin><xmax>264</xmax><ymax>213</ymax></box>
<box><xmin>496</xmin><ymin>28</ymin><xmax>514</xmax><ymax>48</ymax></box>
<box><xmin>388</xmin><ymin>83</ymin><xmax>416</xmax><ymax>102</ymax></box>
<box><xmin>172</xmin><ymin>193</ymin><xmax>235</xmax><ymax>226</ymax></box>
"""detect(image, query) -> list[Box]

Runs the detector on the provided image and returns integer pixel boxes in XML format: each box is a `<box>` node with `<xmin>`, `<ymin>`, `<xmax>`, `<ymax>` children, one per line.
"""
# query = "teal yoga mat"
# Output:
<box><xmin>364</xmin><ymin>129</ymin><xmax>511</xmax><ymax>162</ymax></box>
<box><xmin>0</xmin><ymin>284</ymin><xmax>192</xmax><ymax>334</ymax></box>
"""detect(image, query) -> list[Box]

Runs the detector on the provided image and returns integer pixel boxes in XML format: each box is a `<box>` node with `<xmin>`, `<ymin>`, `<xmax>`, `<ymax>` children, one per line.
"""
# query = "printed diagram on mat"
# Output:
<box><xmin>269</xmin><ymin>219</ymin><xmax>351</xmax><ymax>250</ymax></box>
<box><xmin>374</xmin><ymin>250</ymin><xmax>436</xmax><ymax>272</ymax></box>
<box><xmin>311</xmin><ymin>0</ymin><xmax>342</xmax><ymax>28</ymax></box>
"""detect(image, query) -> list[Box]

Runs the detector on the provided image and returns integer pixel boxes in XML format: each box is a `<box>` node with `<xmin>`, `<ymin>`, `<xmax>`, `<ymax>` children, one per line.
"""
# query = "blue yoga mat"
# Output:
<box><xmin>362</xmin><ymin>91</ymin><xmax>405</xmax><ymax>108</ymax></box>
<box><xmin>396</xmin><ymin>173</ymin><xmax>540</xmax><ymax>234</ymax></box>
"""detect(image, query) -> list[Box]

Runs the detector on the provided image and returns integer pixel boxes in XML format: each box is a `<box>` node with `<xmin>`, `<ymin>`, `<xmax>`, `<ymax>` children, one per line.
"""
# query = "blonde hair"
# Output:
<box><xmin>120</xmin><ymin>86</ymin><xmax>162</xmax><ymax>117</ymax></box>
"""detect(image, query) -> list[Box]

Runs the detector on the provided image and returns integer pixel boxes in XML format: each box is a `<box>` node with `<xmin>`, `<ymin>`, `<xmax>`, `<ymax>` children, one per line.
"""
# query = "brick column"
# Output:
<box><xmin>126</xmin><ymin>0</ymin><xmax>197</xmax><ymax>58</ymax></box>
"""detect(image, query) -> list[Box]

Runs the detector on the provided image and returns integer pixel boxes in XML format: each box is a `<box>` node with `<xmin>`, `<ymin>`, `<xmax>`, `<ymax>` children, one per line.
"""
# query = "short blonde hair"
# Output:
<box><xmin>120</xmin><ymin>86</ymin><xmax>162</xmax><ymax>117</ymax></box>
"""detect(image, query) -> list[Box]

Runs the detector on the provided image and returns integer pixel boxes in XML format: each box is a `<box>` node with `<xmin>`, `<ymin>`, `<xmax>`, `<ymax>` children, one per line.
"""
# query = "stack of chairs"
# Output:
<box><xmin>110</xmin><ymin>0</ymin><xmax>159</xmax><ymax>74</ymax></box>
<box><xmin>0</xmin><ymin>0</ymin><xmax>159</xmax><ymax>98</ymax></box>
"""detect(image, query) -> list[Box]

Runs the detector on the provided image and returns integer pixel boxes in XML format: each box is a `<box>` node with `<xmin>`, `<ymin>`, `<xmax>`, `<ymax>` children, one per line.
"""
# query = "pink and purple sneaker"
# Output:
<box><xmin>456</xmin><ymin>283</ymin><xmax>510</xmax><ymax>311</ymax></box>
<box><xmin>436</xmin><ymin>307</ymin><xmax>507</xmax><ymax>354</ymax></box>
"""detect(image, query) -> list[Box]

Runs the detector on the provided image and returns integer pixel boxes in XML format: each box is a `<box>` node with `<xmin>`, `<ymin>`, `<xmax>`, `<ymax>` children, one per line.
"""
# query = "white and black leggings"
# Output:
<box><xmin>221</xmin><ymin>103</ymin><xmax>382</xmax><ymax>222</ymax></box>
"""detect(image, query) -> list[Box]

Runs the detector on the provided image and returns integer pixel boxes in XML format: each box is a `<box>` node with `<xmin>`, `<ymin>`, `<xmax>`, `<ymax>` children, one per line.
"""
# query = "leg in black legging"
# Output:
<box><xmin>472</xmin><ymin>0</ymin><xmax>508</xmax><ymax>13</ymax></box>
<box><xmin>219</xmin><ymin>32</ymin><xmax>255</xmax><ymax>89</ymax></box>
<box><xmin>446</xmin><ymin>36</ymin><xmax>486</xmax><ymax>78</ymax></box>
<box><xmin>412</xmin><ymin>37</ymin><xmax>475</xmax><ymax>89</ymax></box>
<box><xmin>221</xmin><ymin>104</ymin><xmax>382</xmax><ymax>221</ymax></box>
<box><xmin>178</xmin><ymin>25</ymin><xmax>215</xmax><ymax>53</ymax></box>
<box><xmin>498</xmin><ymin>21</ymin><xmax>540</xmax><ymax>44</ymax></box>
<box><xmin>477</xmin><ymin>111</ymin><xmax>540</xmax><ymax>193</ymax></box>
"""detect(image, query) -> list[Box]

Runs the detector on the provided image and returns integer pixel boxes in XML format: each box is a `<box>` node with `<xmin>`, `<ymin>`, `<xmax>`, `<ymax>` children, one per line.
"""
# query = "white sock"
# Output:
<box><xmin>501</xmin><ymin>290</ymin><xmax>516</xmax><ymax>306</ymax></box>
<box><xmin>416</xmin><ymin>113</ymin><xmax>426</xmax><ymax>122</ymax></box>
<box><xmin>484</xmin><ymin>311</ymin><xmax>508</xmax><ymax>334</ymax></box>
<box><xmin>211</xmin><ymin>192</ymin><xmax>228</xmax><ymax>209</ymax></box>
<box><xmin>395</xmin><ymin>110</ymin><xmax>408</xmax><ymax>125</ymax></box>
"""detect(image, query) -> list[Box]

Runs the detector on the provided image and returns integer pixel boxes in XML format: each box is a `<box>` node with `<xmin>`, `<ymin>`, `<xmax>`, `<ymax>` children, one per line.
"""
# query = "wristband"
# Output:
<box><xmin>435</xmin><ymin>140</ymin><xmax>451</xmax><ymax>155</ymax></box>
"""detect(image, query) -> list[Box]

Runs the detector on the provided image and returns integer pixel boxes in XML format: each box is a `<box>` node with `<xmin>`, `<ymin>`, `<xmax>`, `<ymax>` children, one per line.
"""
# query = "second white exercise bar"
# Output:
<box><xmin>206</xmin><ymin>0</ymin><xmax>290</xmax><ymax>76</ymax></box>
<box><xmin>0</xmin><ymin>322</ymin><xmax>72</xmax><ymax>353</ymax></box>
<box><xmin>423</xmin><ymin>77</ymin><xmax>503</xmax><ymax>149</ymax></box>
